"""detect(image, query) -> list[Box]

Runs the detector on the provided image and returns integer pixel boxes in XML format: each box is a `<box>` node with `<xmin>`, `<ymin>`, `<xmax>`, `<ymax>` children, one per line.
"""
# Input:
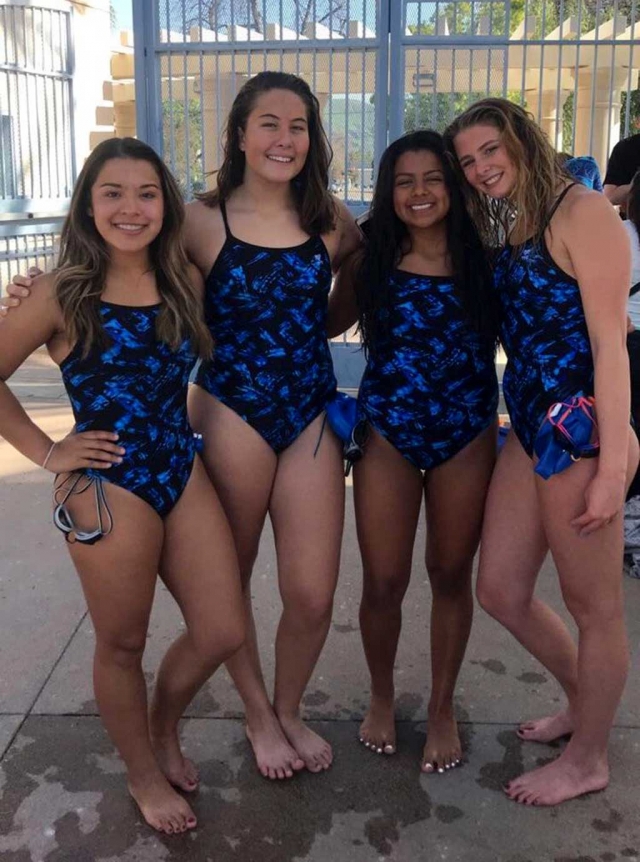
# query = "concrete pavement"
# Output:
<box><xmin>1</xmin><ymin>354</ymin><xmax>640</xmax><ymax>861</ymax></box>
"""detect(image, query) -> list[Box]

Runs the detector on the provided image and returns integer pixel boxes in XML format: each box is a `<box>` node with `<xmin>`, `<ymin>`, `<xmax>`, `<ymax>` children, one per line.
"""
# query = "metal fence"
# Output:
<box><xmin>0</xmin><ymin>217</ymin><xmax>61</xmax><ymax>295</ymax></box>
<box><xmin>0</xmin><ymin>0</ymin><xmax>75</xmax><ymax>215</ymax></box>
<box><xmin>135</xmin><ymin>0</ymin><xmax>640</xmax><ymax>202</ymax></box>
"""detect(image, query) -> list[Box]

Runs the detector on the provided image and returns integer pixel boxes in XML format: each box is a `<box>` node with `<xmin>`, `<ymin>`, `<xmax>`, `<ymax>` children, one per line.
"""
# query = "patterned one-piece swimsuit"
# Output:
<box><xmin>493</xmin><ymin>184</ymin><xmax>595</xmax><ymax>457</ymax></box>
<box><xmin>195</xmin><ymin>201</ymin><xmax>337</xmax><ymax>453</ymax></box>
<box><xmin>358</xmin><ymin>270</ymin><xmax>498</xmax><ymax>470</ymax></box>
<box><xmin>60</xmin><ymin>301</ymin><xmax>198</xmax><ymax>518</ymax></box>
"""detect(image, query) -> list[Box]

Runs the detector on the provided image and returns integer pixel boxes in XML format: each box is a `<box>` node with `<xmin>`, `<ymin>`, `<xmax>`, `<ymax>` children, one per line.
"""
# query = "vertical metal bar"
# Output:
<box><xmin>605</xmin><ymin>0</ymin><xmax>620</xmax><ymax>164</ymax></box>
<box><xmin>373</xmin><ymin>0</ymin><xmax>390</xmax><ymax>171</ymax></box>
<box><xmin>571</xmin><ymin>0</ymin><xmax>583</xmax><ymax>152</ymax></box>
<box><xmin>624</xmin><ymin>0</ymin><xmax>638</xmax><ymax>138</ymax></box>
<box><xmin>360</xmin><ymin>44</ymin><xmax>366</xmax><ymax>201</ymax></box>
<box><xmin>182</xmin><ymin>2</ymin><xmax>191</xmax><ymax>197</ymax></box>
<box><xmin>345</xmin><ymin>47</ymin><xmax>350</xmax><ymax>201</ymax></box>
<box><xmin>22</xmin><ymin>7</ymin><xmax>34</xmax><ymax>200</ymax></box>
<box><xmin>536</xmin><ymin>0</ymin><xmax>547</xmax><ymax>124</ymax></box>
<box><xmin>133</xmin><ymin>0</ymin><xmax>161</xmax><ymax>151</ymax></box>
<box><xmin>198</xmin><ymin>0</ymin><xmax>205</xmax><ymax>185</ymax></box>
<box><xmin>588</xmin><ymin>0</ymin><xmax>602</xmax><ymax>155</ymax></box>
<box><xmin>554</xmin><ymin>0</ymin><xmax>565</xmax><ymax>150</ymax></box>
<box><xmin>389</xmin><ymin>0</ymin><xmax>405</xmax><ymax>141</ymax></box>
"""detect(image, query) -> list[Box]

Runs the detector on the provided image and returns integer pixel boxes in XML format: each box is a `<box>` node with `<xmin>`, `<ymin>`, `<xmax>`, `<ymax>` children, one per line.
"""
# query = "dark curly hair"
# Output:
<box><xmin>356</xmin><ymin>130</ymin><xmax>496</xmax><ymax>356</ymax></box>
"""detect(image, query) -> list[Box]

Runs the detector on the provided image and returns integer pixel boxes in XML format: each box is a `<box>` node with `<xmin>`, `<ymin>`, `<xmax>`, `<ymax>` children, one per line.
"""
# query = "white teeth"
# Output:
<box><xmin>484</xmin><ymin>174</ymin><xmax>502</xmax><ymax>187</ymax></box>
<box><xmin>114</xmin><ymin>224</ymin><xmax>145</xmax><ymax>231</ymax></box>
<box><xmin>267</xmin><ymin>155</ymin><xmax>293</xmax><ymax>163</ymax></box>
<box><xmin>410</xmin><ymin>203</ymin><xmax>433</xmax><ymax>210</ymax></box>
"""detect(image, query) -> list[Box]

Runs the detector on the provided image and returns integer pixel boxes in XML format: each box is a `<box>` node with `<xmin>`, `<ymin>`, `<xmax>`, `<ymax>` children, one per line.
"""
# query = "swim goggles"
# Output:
<box><xmin>325</xmin><ymin>392</ymin><xmax>369</xmax><ymax>476</ymax></box>
<box><xmin>533</xmin><ymin>395</ymin><xmax>599</xmax><ymax>479</ymax></box>
<box><xmin>53</xmin><ymin>473</ymin><xmax>113</xmax><ymax>545</ymax></box>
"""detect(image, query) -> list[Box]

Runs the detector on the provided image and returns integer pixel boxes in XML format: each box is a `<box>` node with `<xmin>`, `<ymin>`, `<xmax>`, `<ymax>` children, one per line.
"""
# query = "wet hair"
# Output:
<box><xmin>55</xmin><ymin>137</ymin><xmax>211</xmax><ymax>359</ymax></box>
<box><xmin>198</xmin><ymin>71</ymin><xmax>336</xmax><ymax>234</ymax></box>
<box><xmin>627</xmin><ymin>169</ymin><xmax>640</xmax><ymax>233</ymax></box>
<box><xmin>355</xmin><ymin>130</ymin><xmax>496</xmax><ymax>356</ymax></box>
<box><xmin>443</xmin><ymin>98</ymin><xmax>572</xmax><ymax>247</ymax></box>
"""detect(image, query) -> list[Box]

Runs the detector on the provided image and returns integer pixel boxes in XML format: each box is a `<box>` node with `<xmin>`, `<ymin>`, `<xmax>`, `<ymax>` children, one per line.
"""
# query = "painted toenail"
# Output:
<box><xmin>384</xmin><ymin>745</ymin><xmax>395</xmax><ymax>754</ymax></box>
<box><xmin>438</xmin><ymin>767</ymin><xmax>445</xmax><ymax>773</ymax></box>
<box><xmin>376</xmin><ymin>747</ymin><xmax>383</xmax><ymax>754</ymax></box>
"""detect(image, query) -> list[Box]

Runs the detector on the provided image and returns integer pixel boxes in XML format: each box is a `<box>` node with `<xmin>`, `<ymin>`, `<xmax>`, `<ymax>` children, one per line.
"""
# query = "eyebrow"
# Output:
<box><xmin>99</xmin><ymin>182</ymin><xmax>160</xmax><ymax>189</ymax></box>
<box><xmin>258</xmin><ymin>113</ymin><xmax>307</xmax><ymax>123</ymax></box>
<box><xmin>395</xmin><ymin>169</ymin><xmax>443</xmax><ymax>178</ymax></box>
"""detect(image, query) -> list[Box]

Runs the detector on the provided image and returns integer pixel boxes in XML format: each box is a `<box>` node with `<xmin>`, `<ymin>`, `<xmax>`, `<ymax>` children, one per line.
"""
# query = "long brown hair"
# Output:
<box><xmin>198</xmin><ymin>71</ymin><xmax>336</xmax><ymax>235</ymax></box>
<box><xmin>443</xmin><ymin>98</ymin><xmax>572</xmax><ymax>247</ymax></box>
<box><xmin>56</xmin><ymin>137</ymin><xmax>211</xmax><ymax>358</ymax></box>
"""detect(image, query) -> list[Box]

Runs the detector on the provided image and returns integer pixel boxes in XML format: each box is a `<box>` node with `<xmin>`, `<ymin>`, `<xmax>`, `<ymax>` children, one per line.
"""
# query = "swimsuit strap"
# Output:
<box><xmin>542</xmin><ymin>183</ymin><xmax>578</xmax><ymax>233</ymax></box>
<box><xmin>219</xmin><ymin>198</ymin><xmax>233</xmax><ymax>239</ymax></box>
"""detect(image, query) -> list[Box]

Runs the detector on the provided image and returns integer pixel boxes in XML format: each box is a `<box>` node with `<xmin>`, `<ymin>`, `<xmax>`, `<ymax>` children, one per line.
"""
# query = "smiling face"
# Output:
<box><xmin>239</xmin><ymin>88</ymin><xmax>310</xmax><ymax>184</ymax></box>
<box><xmin>453</xmin><ymin>123</ymin><xmax>517</xmax><ymax>199</ymax></box>
<box><xmin>392</xmin><ymin>149</ymin><xmax>450</xmax><ymax>230</ymax></box>
<box><xmin>89</xmin><ymin>158</ymin><xmax>164</xmax><ymax>255</ymax></box>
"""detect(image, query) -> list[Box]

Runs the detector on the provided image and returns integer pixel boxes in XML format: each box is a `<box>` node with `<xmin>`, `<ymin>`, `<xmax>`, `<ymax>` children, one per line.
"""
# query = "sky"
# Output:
<box><xmin>111</xmin><ymin>0</ymin><xmax>133</xmax><ymax>30</ymax></box>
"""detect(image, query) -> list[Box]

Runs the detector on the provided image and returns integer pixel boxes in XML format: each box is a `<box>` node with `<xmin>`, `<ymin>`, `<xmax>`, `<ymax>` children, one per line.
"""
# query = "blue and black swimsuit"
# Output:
<box><xmin>493</xmin><ymin>184</ymin><xmax>595</xmax><ymax>458</ymax></box>
<box><xmin>495</xmin><ymin>183</ymin><xmax>594</xmax><ymax>457</ymax></box>
<box><xmin>358</xmin><ymin>269</ymin><xmax>498</xmax><ymax>470</ymax></box>
<box><xmin>195</xmin><ymin>200</ymin><xmax>337</xmax><ymax>453</ymax></box>
<box><xmin>60</xmin><ymin>301</ymin><xmax>198</xmax><ymax>519</ymax></box>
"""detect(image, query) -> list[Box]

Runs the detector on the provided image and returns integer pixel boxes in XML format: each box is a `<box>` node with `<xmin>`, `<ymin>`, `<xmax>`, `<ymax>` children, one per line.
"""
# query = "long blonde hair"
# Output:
<box><xmin>56</xmin><ymin>137</ymin><xmax>211</xmax><ymax>358</ymax></box>
<box><xmin>443</xmin><ymin>98</ymin><xmax>572</xmax><ymax>247</ymax></box>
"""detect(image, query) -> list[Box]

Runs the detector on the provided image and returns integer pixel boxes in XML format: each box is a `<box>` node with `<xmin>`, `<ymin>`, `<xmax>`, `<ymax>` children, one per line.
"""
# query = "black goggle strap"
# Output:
<box><xmin>53</xmin><ymin>473</ymin><xmax>113</xmax><ymax>544</ymax></box>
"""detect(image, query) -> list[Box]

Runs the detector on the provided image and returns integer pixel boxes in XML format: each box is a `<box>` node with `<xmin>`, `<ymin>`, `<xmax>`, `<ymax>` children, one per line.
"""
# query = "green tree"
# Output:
<box><xmin>162</xmin><ymin>98</ymin><xmax>204</xmax><ymax>197</ymax></box>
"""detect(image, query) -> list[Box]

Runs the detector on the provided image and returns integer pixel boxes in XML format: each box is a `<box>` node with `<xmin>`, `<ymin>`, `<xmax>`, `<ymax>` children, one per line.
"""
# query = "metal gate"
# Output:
<box><xmin>134</xmin><ymin>0</ymin><xmax>640</xmax><ymax>202</ymax></box>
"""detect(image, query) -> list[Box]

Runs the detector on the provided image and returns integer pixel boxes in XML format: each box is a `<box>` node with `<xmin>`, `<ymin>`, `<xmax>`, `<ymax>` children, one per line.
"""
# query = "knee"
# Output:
<box><xmin>563</xmin><ymin>590</ymin><xmax>624</xmax><ymax>633</ymax></box>
<box><xmin>361</xmin><ymin>573</ymin><xmax>408</xmax><ymax>609</ymax></box>
<box><xmin>283</xmin><ymin>588</ymin><xmax>334</xmax><ymax>629</ymax></box>
<box><xmin>191</xmin><ymin>617</ymin><xmax>246</xmax><ymax>666</ymax></box>
<box><xmin>95</xmin><ymin>632</ymin><xmax>146</xmax><ymax>669</ymax></box>
<box><xmin>476</xmin><ymin>576</ymin><xmax>524</xmax><ymax>624</ymax></box>
<box><xmin>426</xmin><ymin>559</ymin><xmax>473</xmax><ymax>600</ymax></box>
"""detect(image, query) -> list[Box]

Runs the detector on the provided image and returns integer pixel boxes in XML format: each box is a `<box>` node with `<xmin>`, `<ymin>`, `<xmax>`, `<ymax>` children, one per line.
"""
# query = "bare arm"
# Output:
<box><xmin>603</xmin><ymin>183</ymin><xmax>631</xmax><ymax>207</ymax></box>
<box><xmin>0</xmin><ymin>275</ymin><xmax>123</xmax><ymax>472</ymax></box>
<box><xmin>563</xmin><ymin>192</ymin><xmax>632</xmax><ymax>533</ymax></box>
<box><xmin>327</xmin><ymin>248</ymin><xmax>362</xmax><ymax>338</ymax></box>
<box><xmin>330</xmin><ymin>199</ymin><xmax>364</xmax><ymax>274</ymax></box>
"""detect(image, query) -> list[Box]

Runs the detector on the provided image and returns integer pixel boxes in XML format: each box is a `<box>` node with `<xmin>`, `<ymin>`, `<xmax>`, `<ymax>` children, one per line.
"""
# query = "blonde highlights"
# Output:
<box><xmin>443</xmin><ymin>98</ymin><xmax>572</xmax><ymax>247</ymax></box>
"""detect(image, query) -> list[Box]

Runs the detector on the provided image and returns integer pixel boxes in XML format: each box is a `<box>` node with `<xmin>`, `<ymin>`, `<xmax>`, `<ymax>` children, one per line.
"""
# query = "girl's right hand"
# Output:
<box><xmin>0</xmin><ymin>267</ymin><xmax>42</xmax><ymax>317</ymax></box>
<box><xmin>45</xmin><ymin>432</ymin><xmax>125</xmax><ymax>473</ymax></box>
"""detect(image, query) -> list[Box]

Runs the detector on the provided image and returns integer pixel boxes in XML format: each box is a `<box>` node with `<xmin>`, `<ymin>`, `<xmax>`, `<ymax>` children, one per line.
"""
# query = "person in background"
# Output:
<box><xmin>604</xmin><ymin>128</ymin><xmax>640</xmax><ymax>212</ymax></box>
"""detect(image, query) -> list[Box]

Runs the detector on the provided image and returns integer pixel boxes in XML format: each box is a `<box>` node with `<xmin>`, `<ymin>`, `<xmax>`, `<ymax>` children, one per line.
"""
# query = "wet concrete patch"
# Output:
<box><xmin>0</xmin><ymin>716</ymin><xmax>23</xmax><ymax>760</ymax></box>
<box><xmin>2</xmin><ymin>720</ymin><xmax>640</xmax><ymax>862</ymax></box>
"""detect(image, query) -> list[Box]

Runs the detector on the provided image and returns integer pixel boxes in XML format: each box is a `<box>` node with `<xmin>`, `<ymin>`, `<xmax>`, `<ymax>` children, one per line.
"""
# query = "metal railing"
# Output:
<box><xmin>0</xmin><ymin>217</ymin><xmax>61</xmax><ymax>296</ymax></box>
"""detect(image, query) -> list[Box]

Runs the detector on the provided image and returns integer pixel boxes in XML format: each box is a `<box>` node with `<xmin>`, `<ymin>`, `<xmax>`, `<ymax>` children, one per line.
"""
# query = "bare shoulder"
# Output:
<box><xmin>562</xmin><ymin>184</ymin><xmax>619</xmax><ymax>228</ymax></box>
<box><xmin>186</xmin><ymin>261</ymin><xmax>205</xmax><ymax>298</ymax></box>
<box><xmin>184</xmin><ymin>200</ymin><xmax>226</xmax><ymax>276</ymax></box>
<box><xmin>326</xmin><ymin>196</ymin><xmax>363</xmax><ymax>270</ymax></box>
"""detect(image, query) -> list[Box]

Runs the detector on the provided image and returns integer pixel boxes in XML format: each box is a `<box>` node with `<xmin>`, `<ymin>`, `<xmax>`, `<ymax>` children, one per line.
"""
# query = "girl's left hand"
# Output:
<box><xmin>571</xmin><ymin>471</ymin><xmax>626</xmax><ymax>537</ymax></box>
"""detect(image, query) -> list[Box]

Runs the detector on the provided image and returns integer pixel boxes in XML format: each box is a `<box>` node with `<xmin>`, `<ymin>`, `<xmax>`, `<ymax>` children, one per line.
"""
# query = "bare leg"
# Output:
<box><xmin>421</xmin><ymin>422</ymin><xmax>497</xmax><ymax>773</ymax></box>
<box><xmin>149</xmin><ymin>457</ymin><xmax>245</xmax><ymax>791</ymax></box>
<box><xmin>354</xmin><ymin>428</ymin><xmax>423</xmax><ymax>756</ymax></box>
<box><xmin>505</xmin><ymin>429</ymin><xmax>639</xmax><ymax>806</ymax></box>
<box><xmin>477</xmin><ymin>431</ymin><xmax>578</xmax><ymax>743</ymax></box>
<box><xmin>270</xmin><ymin>414</ymin><xmax>345</xmax><ymax>772</ymax></box>
<box><xmin>188</xmin><ymin>387</ymin><xmax>304</xmax><ymax>779</ymax></box>
<box><xmin>64</xmin><ymin>482</ymin><xmax>196</xmax><ymax>834</ymax></box>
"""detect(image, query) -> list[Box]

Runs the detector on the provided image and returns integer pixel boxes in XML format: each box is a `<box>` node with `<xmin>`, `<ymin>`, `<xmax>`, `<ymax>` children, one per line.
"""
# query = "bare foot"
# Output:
<box><xmin>278</xmin><ymin>714</ymin><xmax>333</xmax><ymax>773</ymax></box>
<box><xmin>151</xmin><ymin>732</ymin><xmax>199</xmax><ymax>792</ymax></box>
<box><xmin>358</xmin><ymin>695</ymin><xmax>396</xmax><ymax>755</ymax></box>
<box><xmin>517</xmin><ymin>709</ymin><xmax>574</xmax><ymax>743</ymax></box>
<box><xmin>128</xmin><ymin>773</ymin><xmax>197</xmax><ymax>834</ymax></box>
<box><xmin>245</xmin><ymin>713</ymin><xmax>305</xmax><ymax>780</ymax></box>
<box><xmin>421</xmin><ymin>711</ymin><xmax>463</xmax><ymax>774</ymax></box>
<box><xmin>504</xmin><ymin>753</ymin><xmax>609</xmax><ymax>806</ymax></box>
